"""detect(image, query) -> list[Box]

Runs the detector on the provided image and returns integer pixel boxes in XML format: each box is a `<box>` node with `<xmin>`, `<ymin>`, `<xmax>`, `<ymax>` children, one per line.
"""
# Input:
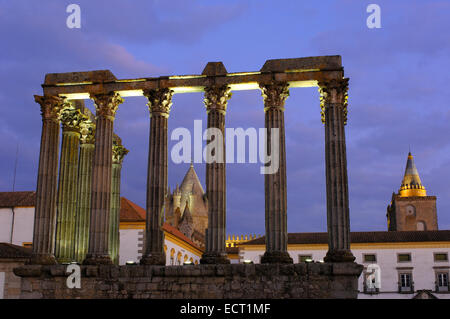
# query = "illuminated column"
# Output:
<box><xmin>318</xmin><ymin>78</ymin><xmax>355</xmax><ymax>263</ymax></box>
<box><xmin>83</xmin><ymin>92</ymin><xmax>123</xmax><ymax>265</ymax></box>
<box><xmin>259</xmin><ymin>82</ymin><xmax>293</xmax><ymax>264</ymax></box>
<box><xmin>54</xmin><ymin>104</ymin><xmax>84</xmax><ymax>263</ymax></box>
<box><xmin>31</xmin><ymin>95</ymin><xmax>64</xmax><ymax>265</ymax></box>
<box><xmin>140</xmin><ymin>88</ymin><xmax>173</xmax><ymax>265</ymax></box>
<box><xmin>109</xmin><ymin>136</ymin><xmax>128</xmax><ymax>265</ymax></box>
<box><xmin>74</xmin><ymin>119</ymin><xmax>95</xmax><ymax>263</ymax></box>
<box><xmin>200</xmin><ymin>85</ymin><xmax>231</xmax><ymax>264</ymax></box>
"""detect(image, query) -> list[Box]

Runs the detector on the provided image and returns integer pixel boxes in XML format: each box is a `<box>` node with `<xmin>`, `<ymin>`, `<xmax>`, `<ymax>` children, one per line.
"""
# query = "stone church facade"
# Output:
<box><xmin>165</xmin><ymin>164</ymin><xmax>208</xmax><ymax>248</ymax></box>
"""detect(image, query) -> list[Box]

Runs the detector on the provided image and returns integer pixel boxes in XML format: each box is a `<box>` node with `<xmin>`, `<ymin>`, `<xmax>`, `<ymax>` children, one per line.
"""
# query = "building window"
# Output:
<box><xmin>298</xmin><ymin>255</ymin><xmax>312</xmax><ymax>263</ymax></box>
<box><xmin>436</xmin><ymin>272</ymin><xmax>449</xmax><ymax>292</ymax></box>
<box><xmin>170</xmin><ymin>248</ymin><xmax>175</xmax><ymax>265</ymax></box>
<box><xmin>416</xmin><ymin>221</ymin><xmax>426</xmax><ymax>231</ymax></box>
<box><xmin>363</xmin><ymin>254</ymin><xmax>377</xmax><ymax>263</ymax></box>
<box><xmin>22</xmin><ymin>242</ymin><xmax>32</xmax><ymax>249</ymax></box>
<box><xmin>398</xmin><ymin>253</ymin><xmax>412</xmax><ymax>263</ymax></box>
<box><xmin>434</xmin><ymin>253</ymin><xmax>449</xmax><ymax>262</ymax></box>
<box><xmin>398</xmin><ymin>273</ymin><xmax>414</xmax><ymax>293</ymax></box>
<box><xmin>363</xmin><ymin>264</ymin><xmax>381</xmax><ymax>294</ymax></box>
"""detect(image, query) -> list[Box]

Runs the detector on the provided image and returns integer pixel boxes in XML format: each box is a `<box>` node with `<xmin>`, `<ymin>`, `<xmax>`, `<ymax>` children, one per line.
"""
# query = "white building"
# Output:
<box><xmin>2</xmin><ymin>171</ymin><xmax>450</xmax><ymax>299</ymax></box>
<box><xmin>0</xmin><ymin>192</ymin><xmax>35</xmax><ymax>248</ymax></box>
<box><xmin>0</xmin><ymin>192</ymin><xmax>203</xmax><ymax>266</ymax></box>
<box><xmin>238</xmin><ymin>231</ymin><xmax>450</xmax><ymax>299</ymax></box>
<box><xmin>118</xmin><ymin>197</ymin><xmax>203</xmax><ymax>265</ymax></box>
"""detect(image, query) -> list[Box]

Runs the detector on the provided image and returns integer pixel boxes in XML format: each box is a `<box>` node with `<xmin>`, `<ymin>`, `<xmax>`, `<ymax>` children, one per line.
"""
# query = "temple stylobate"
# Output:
<box><xmin>31</xmin><ymin>55</ymin><xmax>355</xmax><ymax>265</ymax></box>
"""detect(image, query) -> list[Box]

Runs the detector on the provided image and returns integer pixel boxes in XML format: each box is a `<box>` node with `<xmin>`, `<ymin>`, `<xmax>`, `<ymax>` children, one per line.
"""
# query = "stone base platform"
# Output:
<box><xmin>13</xmin><ymin>262</ymin><xmax>363</xmax><ymax>299</ymax></box>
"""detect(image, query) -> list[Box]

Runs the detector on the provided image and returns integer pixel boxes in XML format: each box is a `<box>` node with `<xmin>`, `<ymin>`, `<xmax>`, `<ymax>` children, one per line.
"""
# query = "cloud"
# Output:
<box><xmin>0</xmin><ymin>1</ymin><xmax>448</xmax><ymax>235</ymax></box>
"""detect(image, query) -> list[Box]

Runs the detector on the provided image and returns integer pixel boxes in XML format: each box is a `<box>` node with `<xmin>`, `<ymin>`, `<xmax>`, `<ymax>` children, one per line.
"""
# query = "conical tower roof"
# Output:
<box><xmin>179</xmin><ymin>200</ymin><xmax>194</xmax><ymax>239</ymax></box>
<box><xmin>180</xmin><ymin>163</ymin><xmax>204</xmax><ymax>195</ymax></box>
<box><xmin>399</xmin><ymin>152</ymin><xmax>427</xmax><ymax>197</ymax></box>
<box><xmin>180</xmin><ymin>201</ymin><xmax>194</xmax><ymax>225</ymax></box>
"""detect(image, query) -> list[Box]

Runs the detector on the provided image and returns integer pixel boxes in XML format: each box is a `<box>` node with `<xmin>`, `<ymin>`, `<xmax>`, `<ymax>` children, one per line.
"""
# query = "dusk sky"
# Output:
<box><xmin>0</xmin><ymin>0</ymin><xmax>449</xmax><ymax>236</ymax></box>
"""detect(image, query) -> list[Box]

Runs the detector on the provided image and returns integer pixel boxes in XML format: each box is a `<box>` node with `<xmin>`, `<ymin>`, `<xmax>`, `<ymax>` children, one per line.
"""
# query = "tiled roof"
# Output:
<box><xmin>120</xmin><ymin>197</ymin><xmax>146</xmax><ymax>222</ymax></box>
<box><xmin>0</xmin><ymin>243</ymin><xmax>32</xmax><ymax>258</ymax></box>
<box><xmin>119</xmin><ymin>197</ymin><xmax>203</xmax><ymax>252</ymax></box>
<box><xmin>226</xmin><ymin>247</ymin><xmax>240</xmax><ymax>255</ymax></box>
<box><xmin>0</xmin><ymin>191</ymin><xmax>36</xmax><ymax>208</ymax></box>
<box><xmin>162</xmin><ymin>223</ymin><xmax>203</xmax><ymax>252</ymax></box>
<box><xmin>242</xmin><ymin>230</ymin><xmax>450</xmax><ymax>245</ymax></box>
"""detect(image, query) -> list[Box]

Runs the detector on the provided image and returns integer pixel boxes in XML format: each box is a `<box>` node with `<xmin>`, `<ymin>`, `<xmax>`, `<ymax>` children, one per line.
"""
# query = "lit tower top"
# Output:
<box><xmin>398</xmin><ymin>152</ymin><xmax>427</xmax><ymax>197</ymax></box>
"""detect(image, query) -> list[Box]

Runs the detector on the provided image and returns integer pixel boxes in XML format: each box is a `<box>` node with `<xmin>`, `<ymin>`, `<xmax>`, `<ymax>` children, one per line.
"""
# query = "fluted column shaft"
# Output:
<box><xmin>109</xmin><ymin>138</ymin><xmax>128</xmax><ymax>265</ymax></box>
<box><xmin>259</xmin><ymin>82</ymin><xmax>293</xmax><ymax>264</ymax></box>
<box><xmin>74</xmin><ymin>120</ymin><xmax>95</xmax><ymax>263</ymax></box>
<box><xmin>200</xmin><ymin>85</ymin><xmax>231</xmax><ymax>264</ymax></box>
<box><xmin>319</xmin><ymin>78</ymin><xmax>355</xmax><ymax>263</ymax></box>
<box><xmin>55</xmin><ymin>106</ymin><xmax>83</xmax><ymax>263</ymax></box>
<box><xmin>141</xmin><ymin>89</ymin><xmax>173</xmax><ymax>265</ymax></box>
<box><xmin>30</xmin><ymin>96</ymin><xmax>64</xmax><ymax>264</ymax></box>
<box><xmin>83</xmin><ymin>93</ymin><xmax>123</xmax><ymax>265</ymax></box>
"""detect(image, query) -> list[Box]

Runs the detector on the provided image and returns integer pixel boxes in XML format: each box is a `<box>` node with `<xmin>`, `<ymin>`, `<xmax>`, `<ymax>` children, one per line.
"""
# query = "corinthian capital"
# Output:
<box><xmin>34</xmin><ymin>95</ymin><xmax>65</xmax><ymax>121</ymax></box>
<box><xmin>90</xmin><ymin>92</ymin><xmax>124</xmax><ymax>120</ymax></box>
<box><xmin>59</xmin><ymin>104</ymin><xmax>85</xmax><ymax>133</ymax></box>
<box><xmin>203</xmin><ymin>85</ymin><xmax>232</xmax><ymax>114</ymax></box>
<box><xmin>80</xmin><ymin>119</ymin><xmax>96</xmax><ymax>144</ymax></box>
<box><xmin>318</xmin><ymin>78</ymin><xmax>349</xmax><ymax>125</ymax></box>
<box><xmin>259</xmin><ymin>82</ymin><xmax>289</xmax><ymax>110</ymax></box>
<box><xmin>143</xmin><ymin>88</ymin><xmax>174</xmax><ymax>118</ymax></box>
<box><xmin>112</xmin><ymin>139</ymin><xmax>129</xmax><ymax>164</ymax></box>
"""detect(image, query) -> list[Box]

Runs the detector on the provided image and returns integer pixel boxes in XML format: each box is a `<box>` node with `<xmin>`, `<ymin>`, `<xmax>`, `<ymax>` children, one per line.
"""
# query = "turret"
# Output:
<box><xmin>173</xmin><ymin>184</ymin><xmax>181</xmax><ymax>209</ymax></box>
<box><xmin>399</xmin><ymin>152</ymin><xmax>427</xmax><ymax>197</ymax></box>
<box><xmin>387</xmin><ymin>151</ymin><xmax>437</xmax><ymax>231</ymax></box>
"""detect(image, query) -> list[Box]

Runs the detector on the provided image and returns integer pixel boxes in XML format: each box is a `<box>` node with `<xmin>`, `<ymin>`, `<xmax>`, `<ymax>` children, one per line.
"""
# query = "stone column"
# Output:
<box><xmin>200</xmin><ymin>85</ymin><xmax>231</xmax><ymax>264</ymax></box>
<box><xmin>54</xmin><ymin>105</ymin><xmax>84</xmax><ymax>263</ymax></box>
<box><xmin>83</xmin><ymin>92</ymin><xmax>123</xmax><ymax>265</ymax></box>
<box><xmin>318</xmin><ymin>78</ymin><xmax>355</xmax><ymax>263</ymax></box>
<box><xmin>259</xmin><ymin>82</ymin><xmax>293</xmax><ymax>264</ymax></box>
<box><xmin>73</xmin><ymin>119</ymin><xmax>95</xmax><ymax>263</ymax></box>
<box><xmin>109</xmin><ymin>136</ymin><xmax>128</xmax><ymax>265</ymax></box>
<box><xmin>31</xmin><ymin>95</ymin><xmax>64</xmax><ymax>265</ymax></box>
<box><xmin>140</xmin><ymin>88</ymin><xmax>173</xmax><ymax>265</ymax></box>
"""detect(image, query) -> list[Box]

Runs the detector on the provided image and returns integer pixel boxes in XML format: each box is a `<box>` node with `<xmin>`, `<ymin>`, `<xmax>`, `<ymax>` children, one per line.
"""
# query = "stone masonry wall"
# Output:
<box><xmin>394</xmin><ymin>196</ymin><xmax>438</xmax><ymax>231</ymax></box>
<box><xmin>0</xmin><ymin>259</ymin><xmax>28</xmax><ymax>299</ymax></box>
<box><xmin>14</xmin><ymin>263</ymin><xmax>362</xmax><ymax>299</ymax></box>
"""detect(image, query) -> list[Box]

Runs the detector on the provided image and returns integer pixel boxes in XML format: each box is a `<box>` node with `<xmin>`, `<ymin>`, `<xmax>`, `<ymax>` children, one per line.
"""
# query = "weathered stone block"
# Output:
<box><xmin>84</xmin><ymin>266</ymin><xmax>99</xmax><ymax>277</ymax></box>
<box><xmin>14</xmin><ymin>263</ymin><xmax>362</xmax><ymax>299</ymax></box>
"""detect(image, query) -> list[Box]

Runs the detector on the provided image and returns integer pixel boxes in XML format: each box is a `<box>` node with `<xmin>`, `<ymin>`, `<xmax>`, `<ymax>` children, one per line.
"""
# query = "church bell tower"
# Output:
<box><xmin>387</xmin><ymin>152</ymin><xmax>438</xmax><ymax>231</ymax></box>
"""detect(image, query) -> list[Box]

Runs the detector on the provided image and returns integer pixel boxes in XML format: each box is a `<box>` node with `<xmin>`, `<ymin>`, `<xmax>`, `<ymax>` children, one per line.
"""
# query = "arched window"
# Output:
<box><xmin>194</xmin><ymin>260</ymin><xmax>198</xmax><ymax>265</ymax></box>
<box><xmin>177</xmin><ymin>252</ymin><xmax>182</xmax><ymax>265</ymax></box>
<box><xmin>170</xmin><ymin>248</ymin><xmax>175</xmax><ymax>265</ymax></box>
<box><xmin>417</xmin><ymin>221</ymin><xmax>426</xmax><ymax>231</ymax></box>
<box><xmin>184</xmin><ymin>254</ymin><xmax>189</xmax><ymax>263</ymax></box>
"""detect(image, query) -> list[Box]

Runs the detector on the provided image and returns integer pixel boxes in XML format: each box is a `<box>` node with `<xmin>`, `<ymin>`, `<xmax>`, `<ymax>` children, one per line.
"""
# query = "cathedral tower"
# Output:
<box><xmin>387</xmin><ymin>152</ymin><xmax>438</xmax><ymax>231</ymax></box>
<box><xmin>165</xmin><ymin>164</ymin><xmax>208</xmax><ymax>247</ymax></box>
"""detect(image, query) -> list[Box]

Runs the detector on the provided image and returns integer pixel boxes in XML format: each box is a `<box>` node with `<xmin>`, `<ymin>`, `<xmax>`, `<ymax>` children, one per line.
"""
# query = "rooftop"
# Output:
<box><xmin>0</xmin><ymin>243</ymin><xmax>32</xmax><ymax>259</ymax></box>
<box><xmin>241</xmin><ymin>230</ymin><xmax>450</xmax><ymax>246</ymax></box>
<box><xmin>0</xmin><ymin>191</ymin><xmax>36</xmax><ymax>208</ymax></box>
